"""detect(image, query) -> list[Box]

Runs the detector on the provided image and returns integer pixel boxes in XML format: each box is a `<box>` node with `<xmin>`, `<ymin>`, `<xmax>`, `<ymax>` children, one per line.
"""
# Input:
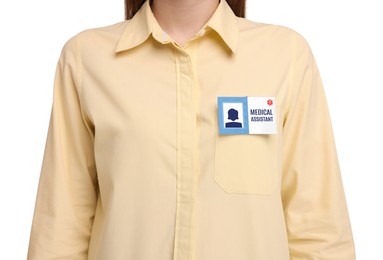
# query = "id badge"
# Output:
<box><xmin>217</xmin><ymin>96</ymin><xmax>277</xmax><ymax>135</ymax></box>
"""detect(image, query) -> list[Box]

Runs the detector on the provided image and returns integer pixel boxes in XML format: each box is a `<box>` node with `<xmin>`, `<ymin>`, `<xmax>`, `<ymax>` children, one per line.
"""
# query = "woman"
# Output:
<box><xmin>27</xmin><ymin>0</ymin><xmax>355</xmax><ymax>259</ymax></box>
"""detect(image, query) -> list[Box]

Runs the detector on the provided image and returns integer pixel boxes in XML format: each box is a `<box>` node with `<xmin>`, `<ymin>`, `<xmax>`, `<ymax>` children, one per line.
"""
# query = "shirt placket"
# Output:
<box><xmin>172</xmin><ymin>42</ymin><xmax>199</xmax><ymax>260</ymax></box>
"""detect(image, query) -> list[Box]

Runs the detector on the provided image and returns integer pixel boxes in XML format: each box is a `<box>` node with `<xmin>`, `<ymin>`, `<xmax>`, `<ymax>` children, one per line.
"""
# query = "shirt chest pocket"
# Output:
<box><xmin>214</xmin><ymin>134</ymin><xmax>278</xmax><ymax>195</ymax></box>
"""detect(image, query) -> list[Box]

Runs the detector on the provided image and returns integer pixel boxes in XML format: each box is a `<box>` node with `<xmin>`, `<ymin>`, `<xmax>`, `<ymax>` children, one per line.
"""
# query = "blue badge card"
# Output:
<box><xmin>217</xmin><ymin>96</ymin><xmax>277</xmax><ymax>135</ymax></box>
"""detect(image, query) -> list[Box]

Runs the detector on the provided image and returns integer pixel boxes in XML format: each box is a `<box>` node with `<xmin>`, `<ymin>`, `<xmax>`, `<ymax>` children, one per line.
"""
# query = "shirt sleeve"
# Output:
<box><xmin>27</xmin><ymin>36</ymin><xmax>98</xmax><ymax>259</ymax></box>
<box><xmin>281</xmin><ymin>32</ymin><xmax>356</xmax><ymax>259</ymax></box>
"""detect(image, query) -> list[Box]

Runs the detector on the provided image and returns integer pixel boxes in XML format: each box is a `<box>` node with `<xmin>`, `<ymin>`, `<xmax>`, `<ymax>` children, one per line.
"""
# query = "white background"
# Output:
<box><xmin>1</xmin><ymin>0</ymin><xmax>382</xmax><ymax>259</ymax></box>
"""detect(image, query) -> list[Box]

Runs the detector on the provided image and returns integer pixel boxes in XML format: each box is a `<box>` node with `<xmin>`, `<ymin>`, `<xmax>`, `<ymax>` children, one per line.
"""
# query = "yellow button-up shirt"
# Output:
<box><xmin>27</xmin><ymin>0</ymin><xmax>355</xmax><ymax>259</ymax></box>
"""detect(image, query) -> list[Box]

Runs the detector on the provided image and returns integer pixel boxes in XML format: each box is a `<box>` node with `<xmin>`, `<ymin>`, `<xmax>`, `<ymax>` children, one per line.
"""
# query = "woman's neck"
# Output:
<box><xmin>151</xmin><ymin>0</ymin><xmax>219</xmax><ymax>47</ymax></box>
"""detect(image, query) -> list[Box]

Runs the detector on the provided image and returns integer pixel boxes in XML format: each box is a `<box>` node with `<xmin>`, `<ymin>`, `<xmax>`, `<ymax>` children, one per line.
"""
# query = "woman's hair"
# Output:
<box><xmin>125</xmin><ymin>0</ymin><xmax>246</xmax><ymax>20</ymax></box>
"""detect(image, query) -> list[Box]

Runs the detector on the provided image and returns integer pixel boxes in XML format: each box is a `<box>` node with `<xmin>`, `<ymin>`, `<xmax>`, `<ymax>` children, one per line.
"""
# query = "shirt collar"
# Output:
<box><xmin>115</xmin><ymin>0</ymin><xmax>239</xmax><ymax>53</ymax></box>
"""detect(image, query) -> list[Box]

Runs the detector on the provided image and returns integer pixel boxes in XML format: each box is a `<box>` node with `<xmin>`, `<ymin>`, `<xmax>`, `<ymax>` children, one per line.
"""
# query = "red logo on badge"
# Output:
<box><xmin>267</xmin><ymin>99</ymin><xmax>273</xmax><ymax>106</ymax></box>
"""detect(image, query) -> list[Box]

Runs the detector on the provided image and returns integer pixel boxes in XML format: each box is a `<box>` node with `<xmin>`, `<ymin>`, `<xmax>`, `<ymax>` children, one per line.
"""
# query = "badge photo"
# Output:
<box><xmin>217</xmin><ymin>97</ymin><xmax>249</xmax><ymax>135</ymax></box>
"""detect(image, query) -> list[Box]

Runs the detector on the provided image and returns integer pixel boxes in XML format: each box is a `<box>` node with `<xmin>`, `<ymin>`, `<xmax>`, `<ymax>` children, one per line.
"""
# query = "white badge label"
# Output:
<box><xmin>217</xmin><ymin>96</ymin><xmax>277</xmax><ymax>135</ymax></box>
